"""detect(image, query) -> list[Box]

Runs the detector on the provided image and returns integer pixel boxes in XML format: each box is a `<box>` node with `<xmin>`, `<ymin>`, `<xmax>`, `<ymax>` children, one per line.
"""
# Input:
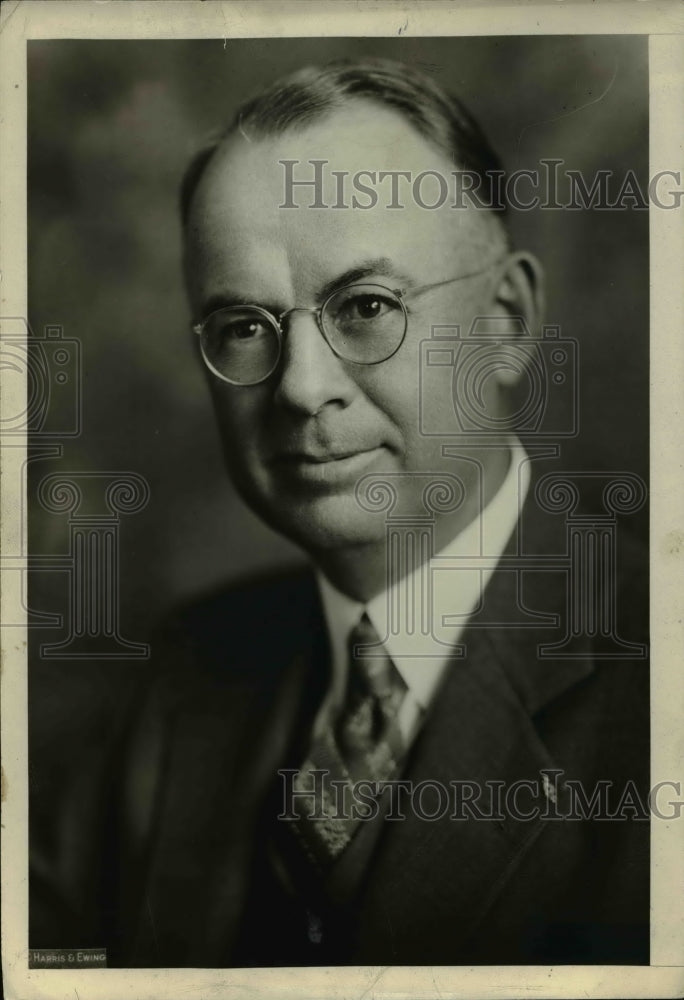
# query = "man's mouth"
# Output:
<box><xmin>271</xmin><ymin>446</ymin><xmax>386</xmax><ymax>486</ymax></box>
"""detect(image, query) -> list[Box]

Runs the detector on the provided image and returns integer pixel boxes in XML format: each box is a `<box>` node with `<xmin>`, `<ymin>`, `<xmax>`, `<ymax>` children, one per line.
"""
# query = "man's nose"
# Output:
<box><xmin>272</xmin><ymin>310</ymin><xmax>356</xmax><ymax>415</ymax></box>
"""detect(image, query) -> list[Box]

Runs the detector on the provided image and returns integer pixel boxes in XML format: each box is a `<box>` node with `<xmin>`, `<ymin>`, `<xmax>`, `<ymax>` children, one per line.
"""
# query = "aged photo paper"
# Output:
<box><xmin>1</xmin><ymin>2</ymin><xmax>683</xmax><ymax>999</ymax></box>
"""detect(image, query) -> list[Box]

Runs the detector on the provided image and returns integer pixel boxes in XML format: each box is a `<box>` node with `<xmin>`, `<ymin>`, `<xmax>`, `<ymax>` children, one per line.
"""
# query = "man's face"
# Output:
<box><xmin>185</xmin><ymin>102</ymin><xmax>510</xmax><ymax>553</ymax></box>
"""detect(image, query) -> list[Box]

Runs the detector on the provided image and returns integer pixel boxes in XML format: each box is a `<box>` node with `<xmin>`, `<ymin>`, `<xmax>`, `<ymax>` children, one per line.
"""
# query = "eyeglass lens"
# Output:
<box><xmin>199</xmin><ymin>283</ymin><xmax>406</xmax><ymax>385</ymax></box>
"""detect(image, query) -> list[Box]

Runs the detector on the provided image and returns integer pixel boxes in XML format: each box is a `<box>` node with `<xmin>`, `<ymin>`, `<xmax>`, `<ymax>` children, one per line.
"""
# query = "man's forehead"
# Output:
<box><xmin>185</xmin><ymin>101</ymin><xmax>496</xmax><ymax>303</ymax></box>
<box><xmin>196</xmin><ymin>100</ymin><xmax>457</xmax><ymax>204</ymax></box>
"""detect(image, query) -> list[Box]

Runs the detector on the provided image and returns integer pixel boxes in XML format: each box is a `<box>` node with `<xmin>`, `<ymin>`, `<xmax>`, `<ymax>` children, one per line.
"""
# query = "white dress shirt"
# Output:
<box><xmin>314</xmin><ymin>438</ymin><xmax>530</xmax><ymax>745</ymax></box>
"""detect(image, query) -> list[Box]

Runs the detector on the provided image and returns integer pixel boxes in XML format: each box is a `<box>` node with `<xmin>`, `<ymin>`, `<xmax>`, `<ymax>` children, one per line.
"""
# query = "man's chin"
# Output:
<box><xmin>253</xmin><ymin>492</ymin><xmax>387</xmax><ymax>553</ymax></box>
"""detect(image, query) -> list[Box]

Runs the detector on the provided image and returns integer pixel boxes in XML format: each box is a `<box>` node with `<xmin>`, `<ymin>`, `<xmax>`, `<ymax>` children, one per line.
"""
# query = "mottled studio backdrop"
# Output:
<box><xmin>27</xmin><ymin>36</ymin><xmax>648</xmax><ymax>657</ymax></box>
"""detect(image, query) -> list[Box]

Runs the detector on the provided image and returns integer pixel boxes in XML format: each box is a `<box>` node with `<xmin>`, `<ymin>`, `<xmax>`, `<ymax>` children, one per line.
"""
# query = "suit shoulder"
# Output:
<box><xmin>165</xmin><ymin>563</ymin><xmax>316</xmax><ymax>628</ymax></box>
<box><xmin>151</xmin><ymin>563</ymin><xmax>322</xmax><ymax>681</ymax></box>
<box><xmin>614</xmin><ymin>525</ymin><xmax>649</xmax><ymax>644</ymax></box>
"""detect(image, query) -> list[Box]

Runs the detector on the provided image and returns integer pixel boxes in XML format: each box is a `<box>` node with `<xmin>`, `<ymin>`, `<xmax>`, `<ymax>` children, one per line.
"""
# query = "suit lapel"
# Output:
<box><xmin>355</xmin><ymin>504</ymin><xmax>595</xmax><ymax>962</ymax></box>
<box><xmin>132</xmin><ymin>574</ymin><xmax>329</xmax><ymax>966</ymax></box>
<box><xmin>135</xmin><ymin>488</ymin><xmax>598</xmax><ymax>964</ymax></box>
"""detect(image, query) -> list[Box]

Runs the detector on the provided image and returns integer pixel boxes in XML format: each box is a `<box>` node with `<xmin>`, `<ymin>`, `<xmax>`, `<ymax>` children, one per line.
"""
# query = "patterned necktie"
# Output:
<box><xmin>287</xmin><ymin>612</ymin><xmax>408</xmax><ymax>872</ymax></box>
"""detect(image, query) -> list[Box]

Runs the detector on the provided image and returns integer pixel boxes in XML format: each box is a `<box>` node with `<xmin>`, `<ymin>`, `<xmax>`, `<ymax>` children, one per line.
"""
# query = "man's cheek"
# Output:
<box><xmin>213</xmin><ymin>398</ymin><xmax>256</xmax><ymax>445</ymax></box>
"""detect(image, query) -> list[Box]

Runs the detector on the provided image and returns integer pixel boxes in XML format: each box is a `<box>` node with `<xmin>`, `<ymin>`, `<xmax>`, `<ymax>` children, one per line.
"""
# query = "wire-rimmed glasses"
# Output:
<box><xmin>193</xmin><ymin>260</ymin><xmax>502</xmax><ymax>386</ymax></box>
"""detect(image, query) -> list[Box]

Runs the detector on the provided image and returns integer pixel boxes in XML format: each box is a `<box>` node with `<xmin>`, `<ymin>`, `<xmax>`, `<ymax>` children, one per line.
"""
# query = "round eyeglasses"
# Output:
<box><xmin>193</xmin><ymin>262</ymin><xmax>502</xmax><ymax>386</ymax></box>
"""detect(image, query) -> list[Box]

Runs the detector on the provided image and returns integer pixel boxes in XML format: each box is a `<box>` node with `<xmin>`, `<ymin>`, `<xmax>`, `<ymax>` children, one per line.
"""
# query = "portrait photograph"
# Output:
<box><xmin>1</xmin><ymin>4</ymin><xmax>683</xmax><ymax>1000</ymax></box>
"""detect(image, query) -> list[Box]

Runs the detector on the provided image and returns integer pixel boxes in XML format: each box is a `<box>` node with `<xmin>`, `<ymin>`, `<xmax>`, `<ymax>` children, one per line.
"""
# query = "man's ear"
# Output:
<box><xmin>489</xmin><ymin>250</ymin><xmax>546</xmax><ymax>387</ymax></box>
<box><xmin>493</xmin><ymin>250</ymin><xmax>545</xmax><ymax>334</ymax></box>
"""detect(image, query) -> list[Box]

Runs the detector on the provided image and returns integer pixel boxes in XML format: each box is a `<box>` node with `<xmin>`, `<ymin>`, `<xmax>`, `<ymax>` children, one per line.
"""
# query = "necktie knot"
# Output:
<box><xmin>348</xmin><ymin>612</ymin><xmax>405</xmax><ymax>711</ymax></box>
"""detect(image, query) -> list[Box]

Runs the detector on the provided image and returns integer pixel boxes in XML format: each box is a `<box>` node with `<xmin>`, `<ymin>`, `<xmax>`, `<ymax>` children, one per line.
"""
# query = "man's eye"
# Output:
<box><xmin>220</xmin><ymin>318</ymin><xmax>271</xmax><ymax>342</ymax></box>
<box><xmin>337</xmin><ymin>294</ymin><xmax>396</xmax><ymax>322</ymax></box>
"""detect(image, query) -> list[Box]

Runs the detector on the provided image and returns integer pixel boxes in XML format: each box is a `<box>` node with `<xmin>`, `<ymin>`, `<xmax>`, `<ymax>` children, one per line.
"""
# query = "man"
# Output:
<box><xmin>30</xmin><ymin>59</ymin><xmax>649</xmax><ymax>967</ymax></box>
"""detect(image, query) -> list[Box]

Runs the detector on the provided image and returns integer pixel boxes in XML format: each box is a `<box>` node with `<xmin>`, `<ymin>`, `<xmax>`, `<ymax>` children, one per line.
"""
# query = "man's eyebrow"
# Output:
<box><xmin>200</xmin><ymin>291</ymin><xmax>275</xmax><ymax>317</ymax></box>
<box><xmin>199</xmin><ymin>258</ymin><xmax>415</xmax><ymax>319</ymax></box>
<box><xmin>317</xmin><ymin>258</ymin><xmax>415</xmax><ymax>301</ymax></box>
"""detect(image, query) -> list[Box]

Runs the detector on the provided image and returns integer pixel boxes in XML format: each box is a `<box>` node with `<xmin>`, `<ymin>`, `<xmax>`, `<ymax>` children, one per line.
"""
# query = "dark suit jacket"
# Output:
<box><xmin>29</xmin><ymin>495</ymin><xmax>649</xmax><ymax>967</ymax></box>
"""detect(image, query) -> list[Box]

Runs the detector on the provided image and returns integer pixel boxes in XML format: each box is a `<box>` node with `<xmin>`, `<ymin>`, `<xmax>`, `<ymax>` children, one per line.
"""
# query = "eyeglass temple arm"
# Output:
<box><xmin>192</xmin><ymin>256</ymin><xmax>506</xmax><ymax>329</ymax></box>
<box><xmin>399</xmin><ymin>256</ymin><xmax>506</xmax><ymax>301</ymax></box>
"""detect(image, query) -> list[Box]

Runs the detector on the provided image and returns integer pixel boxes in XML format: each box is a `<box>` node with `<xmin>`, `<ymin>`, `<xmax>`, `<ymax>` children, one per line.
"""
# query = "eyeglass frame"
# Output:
<box><xmin>192</xmin><ymin>257</ymin><xmax>505</xmax><ymax>387</ymax></box>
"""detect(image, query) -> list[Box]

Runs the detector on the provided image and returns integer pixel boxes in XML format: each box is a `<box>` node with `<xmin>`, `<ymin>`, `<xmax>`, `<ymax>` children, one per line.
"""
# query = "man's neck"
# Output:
<box><xmin>312</xmin><ymin>444</ymin><xmax>512</xmax><ymax>603</ymax></box>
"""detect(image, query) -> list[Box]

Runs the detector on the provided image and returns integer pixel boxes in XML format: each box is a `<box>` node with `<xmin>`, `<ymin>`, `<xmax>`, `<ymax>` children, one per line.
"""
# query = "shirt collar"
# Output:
<box><xmin>316</xmin><ymin>438</ymin><xmax>529</xmax><ymax>713</ymax></box>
